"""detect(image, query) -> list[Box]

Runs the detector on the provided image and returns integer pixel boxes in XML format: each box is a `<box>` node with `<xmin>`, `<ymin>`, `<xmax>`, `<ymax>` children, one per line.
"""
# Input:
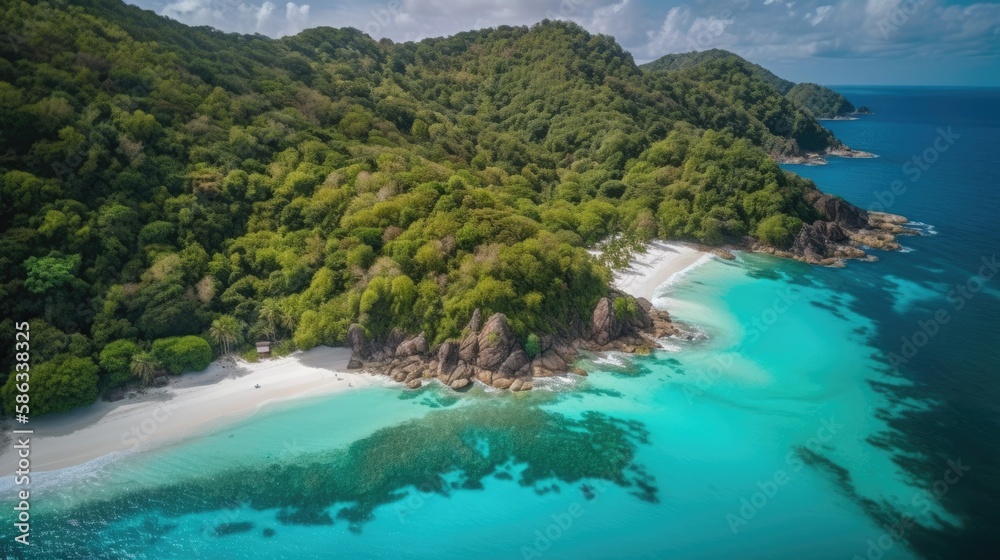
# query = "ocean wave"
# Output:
<box><xmin>591</xmin><ymin>353</ymin><xmax>630</xmax><ymax>367</ymax></box>
<box><xmin>907</xmin><ymin>221</ymin><xmax>939</xmax><ymax>236</ymax></box>
<box><xmin>656</xmin><ymin>252</ymin><xmax>717</xmax><ymax>297</ymax></box>
<box><xmin>0</xmin><ymin>449</ymin><xmax>130</xmax><ymax>498</ymax></box>
<box><xmin>657</xmin><ymin>341</ymin><xmax>684</xmax><ymax>353</ymax></box>
<box><xmin>531</xmin><ymin>375</ymin><xmax>581</xmax><ymax>392</ymax></box>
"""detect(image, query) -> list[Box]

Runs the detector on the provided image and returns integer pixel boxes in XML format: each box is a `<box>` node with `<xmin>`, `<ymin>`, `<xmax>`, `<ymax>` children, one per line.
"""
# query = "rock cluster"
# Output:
<box><xmin>347</xmin><ymin>292</ymin><xmax>681</xmax><ymax>393</ymax></box>
<box><xmin>756</xmin><ymin>191</ymin><xmax>916</xmax><ymax>266</ymax></box>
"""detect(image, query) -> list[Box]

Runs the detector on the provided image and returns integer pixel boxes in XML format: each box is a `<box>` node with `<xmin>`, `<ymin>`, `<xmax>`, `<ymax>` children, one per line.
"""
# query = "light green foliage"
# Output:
<box><xmin>23</xmin><ymin>253</ymin><xmax>80</xmax><ymax>294</ymax></box>
<box><xmin>612</xmin><ymin>297</ymin><xmax>637</xmax><ymax>321</ymax></box>
<box><xmin>2</xmin><ymin>355</ymin><xmax>99</xmax><ymax>415</ymax></box>
<box><xmin>755</xmin><ymin>214</ymin><xmax>803</xmax><ymax>249</ymax></box>
<box><xmin>151</xmin><ymin>336</ymin><xmax>213</xmax><ymax>375</ymax></box>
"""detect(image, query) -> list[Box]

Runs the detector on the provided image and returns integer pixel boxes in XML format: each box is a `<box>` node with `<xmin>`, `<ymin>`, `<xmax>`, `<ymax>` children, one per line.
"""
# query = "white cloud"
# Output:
<box><xmin>253</xmin><ymin>2</ymin><xmax>274</xmax><ymax>31</ymax></box>
<box><xmin>157</xmin><ymin>0</ymin><xmax>311</xmax><ymax>36</ymax></box>
<box><xmin>806</xmin><ymin>5</ymin><xmax>832</xmax><ymax>26</ymax></box>
<box><xmin>132</xmin><ymin>0</ymin><xmax>1000</xmax><ymax>72</ymax></box>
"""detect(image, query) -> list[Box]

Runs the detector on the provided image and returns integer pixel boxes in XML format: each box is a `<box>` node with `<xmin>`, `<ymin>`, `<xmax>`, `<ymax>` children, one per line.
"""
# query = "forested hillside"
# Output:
<box><xmin>1</xmin><ymin>0</ymin><xmax>841</xmax><ymax>413</ymax></box>
<box><xmin>786</xmin><ymin>82</ymin><xmax>856</xmax><ymax>118</ymax></box>
<box><xmin>642</xmin><ymin>49</ymin><xmax>859</xmax><ymax>119</ymax></box>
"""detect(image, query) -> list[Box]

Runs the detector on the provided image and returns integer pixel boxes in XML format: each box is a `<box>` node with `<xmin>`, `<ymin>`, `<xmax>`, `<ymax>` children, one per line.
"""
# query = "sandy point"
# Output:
<box><xmin>0</xmin><ymin>346</ymin><xmax>376</xmax><ymax>475</ymax></box>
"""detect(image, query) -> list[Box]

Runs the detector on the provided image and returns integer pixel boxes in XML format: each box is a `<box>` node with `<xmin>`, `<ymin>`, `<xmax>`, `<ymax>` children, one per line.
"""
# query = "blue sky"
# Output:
<box><xmin>129</xmin><ymin>0</ymin><xmax>1000</xmax><ymax>85</ymax></box>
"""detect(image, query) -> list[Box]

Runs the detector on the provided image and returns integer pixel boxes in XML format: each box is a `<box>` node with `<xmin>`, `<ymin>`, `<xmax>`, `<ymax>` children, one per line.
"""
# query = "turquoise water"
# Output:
<box><xmin>4</xmin><ymin>87</ymin><xmax>999</xmax><ymax>558</ymax></box>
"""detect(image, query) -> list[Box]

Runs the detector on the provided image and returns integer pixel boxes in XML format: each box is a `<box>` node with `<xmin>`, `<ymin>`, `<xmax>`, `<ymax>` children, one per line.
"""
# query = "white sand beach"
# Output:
<box><xmin>1</xmin><ymin>244</ymin><xmax>712</xmax><ymax>477</ymax></box>
<box><xmin>613</xmin><ymin>241</ymin><xmax>713</xmax><ymax>301</ymax></box>
<box><xmin>0</xmin><ymin>346</ymin><xmax>375</xmax><ymax>475</ymax></box>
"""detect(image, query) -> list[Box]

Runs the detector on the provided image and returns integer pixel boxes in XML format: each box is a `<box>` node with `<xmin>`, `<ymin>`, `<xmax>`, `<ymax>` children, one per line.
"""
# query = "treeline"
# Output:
<box><xmin>1</xmin><ymin>0</ymin><xmax>832</xmax><ymax>414</ymax></box>
<box><xmin>786</xmin><ymin>83</ymin><xmax>856</xmax><ymax>118</ymax></box>
<box><xmin>641</xmin><ymin>49</ymin><xmax>861</xmax><ymax>120</ymax></box>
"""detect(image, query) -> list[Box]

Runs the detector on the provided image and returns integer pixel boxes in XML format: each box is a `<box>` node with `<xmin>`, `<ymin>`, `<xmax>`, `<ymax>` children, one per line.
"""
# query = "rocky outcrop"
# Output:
<box><xmin>346</xmin><ymin>324</ymin><xmax>373</xmax><ymax>360</ymax></box>
<box><xmin>383</xmin><ymin>328</ymin><xmax>407</xmax><ymax>358</ymax></box>
<box><xmin>809</xmin><ymin>192</ymin><xmax>868</xmax><ymax>230</ymax></box>
<box><xmin>591</xmin><ymin>297</ymin><xmax>624</xmax><ymax>346</ymax></box>
<box><xmin>349</xmin><ymin>293</ymin><xmax>682</xmax><ymax>393</ymax></box>
<box><xmin>395</xmin><ymin>332</ymin><xmax>427</xmax><ymax>358</ymax></box>
<box><xmin>589</xmin><ymin>293</ymin><xmax>679</xmax><ymax>352</ymax></box>
<box><xmin>437</xmin><ymin>341</ymin><xmax>459</xmax><ymax>377</ymax></box>
<box><xmin>476</xmin><ymin>314</ymin><xmax>517</xmax><ymax>370</ymax></box>
<box><xmin>754</xmin><ymin>191</ymin><xmax>916</xmax><ymax>266</ymax></box>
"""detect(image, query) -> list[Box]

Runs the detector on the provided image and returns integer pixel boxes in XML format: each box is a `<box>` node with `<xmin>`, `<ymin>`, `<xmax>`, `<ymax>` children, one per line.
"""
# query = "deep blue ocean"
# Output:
<box><xmin>2</xmin><ymin>87</ymin><xmax>998</xmax><ymax>559</ymax></box>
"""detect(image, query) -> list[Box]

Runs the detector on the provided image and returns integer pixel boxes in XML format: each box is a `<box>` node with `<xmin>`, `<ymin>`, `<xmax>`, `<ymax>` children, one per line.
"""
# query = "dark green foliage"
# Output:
<box><xmin>0</xmin><ymin>1</ymin><xmax>844</xmax><ymax>414</ymax></box>
<box><xmin>642</xmin><ymin>50</ymin><xmax>859</xmax><ymax>141</ymax></box>
<box><xmin>151</xmin><ymin>336</ymin><xmax>213</xmax><ymax>375</ymax></box>
<box><xmin>786</xmin><ymin>83</ymin><xmax>856</xmax><ymax>118</ymax></box>
<box><xmin>641</xmin><ymin>49</ymin><xmax>795</xmax><ymax>93</ymax></box>
<box><xmin>525</xmin><ymin>333</ymin><xmax>541</xmax><ymax>359</ymax></box>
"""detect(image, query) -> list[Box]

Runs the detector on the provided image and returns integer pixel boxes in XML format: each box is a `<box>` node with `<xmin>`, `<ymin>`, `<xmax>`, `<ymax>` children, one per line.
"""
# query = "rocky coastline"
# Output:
<box><xmin>750</xmin><ymin>190</ymin><xmax>916</xmax><ymax>266</ymax></box>
<box><xmin>346</xmin><ymin>292</ymin><xmax>689</xmax><ymax>392</ymax></box>
<box><xmin>347</xmin><ymin>191</ymin><xmax>913</xmax><ymax>392</ymax></box>
<box><xmin>776</xmin><ymin>146</ymin><xmax>877</xmax><ymax>165</ymax></box>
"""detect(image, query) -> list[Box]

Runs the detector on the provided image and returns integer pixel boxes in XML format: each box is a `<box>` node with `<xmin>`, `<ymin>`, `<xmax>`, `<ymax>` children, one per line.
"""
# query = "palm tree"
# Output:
<box><xmin>259</xmin><ymin>299</ymin><xmax>280</xmax><ymax>339</ymax></box>
<box><xmin>210</xmin><ymin>315</ymin><xmax>243</xmax><ymax>355</ymax></box>
<box><xmin>131</xmin><ymin>352</ymin><xmax>158</xmax><ymax>385</ymax></box>
<box><xmin>279</xmin><ymin>309</ymin><xmax>297</xmax><ymax>335</ymax></box>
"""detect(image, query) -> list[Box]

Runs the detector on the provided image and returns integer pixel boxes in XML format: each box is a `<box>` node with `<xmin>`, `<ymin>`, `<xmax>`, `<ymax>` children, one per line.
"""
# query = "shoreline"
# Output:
<box><xmin>0</xmin><ymin>346</ymin><xmax>375</xmax><ymax>476</ymax></box>
<box><xmin>613</xmin><ymin>241</ymin><xmax>714</xmax><ymax>301</ymax></box>
<box><xmin>3</xmin><ymin>245</ymin><xmax>718</xmax><ymax>477</ymax></box>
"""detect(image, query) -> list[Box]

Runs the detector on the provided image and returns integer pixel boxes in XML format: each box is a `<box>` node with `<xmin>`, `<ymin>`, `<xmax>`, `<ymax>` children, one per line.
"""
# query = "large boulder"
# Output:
<box><xmin>437</xmin><ymin>341</ymin><xmax>459</xmax><ymax>376</ymax></box>
<box><xmin>591</xmin><ymin>297</ymin><xmax>624</xmax><ymax>346</ymax></box>
<box><xmin>792</xmin><ymin>221</ymin><xmax>848</xmax><ymax>263</ymax></box>
<box><xmin>447</xmin><ymin>363</ymin><xmax>472</xmax><ymax>385</ymax></box>
<box><xmin>476</xmin><ymin>314</ymin><xmax>517</xmax><ymax>371</ymax></box>
<box><xmin>459</xmin><ymin>332</ymin><xmax>479</xmax><ymax>364</ymax></box>
<box><xmin>383</xmin><ymin>328</ymin><xmax>407</xmax><ymax>358</ymax></box>
<box><xmin>346</xmin><ymin>324</ymin><xmax>373</xmax><ymax>360</ymax></box>
<box><xmin>510</xmin><ymin>378</ymin><xmax>533</xmax><ymax>392</ymax></box>
<box><xmin>538</xmin><ymin>349</ymin><xmax>566</xmax><ymax>372</ymax></box>
<box><xmin>498</xmin><ymin>348</ymin><xmax>530</xmax><ymax>377</ymax></box>
<box><xmin>468</xmin><ymin>308</ymin><xmax>483</xmax><ymax>333</ymax></box>
<box><xmin>395</xmin><ymin>333</ymin><xmax>427</xmax><ymax>358</ymax></box>
<box><xmin>810</xmin><ymin>192</ymin><xmax>869</xmax><ymax>230</ymax></box>
<box><xmin>491</xmin><ymin>377</ymin><xmax>514</xmax><ymax>390</ymax></box>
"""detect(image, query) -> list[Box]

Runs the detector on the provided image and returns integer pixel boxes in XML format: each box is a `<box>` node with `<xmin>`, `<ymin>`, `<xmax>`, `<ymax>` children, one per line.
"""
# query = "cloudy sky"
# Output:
<box><xmin>128</xmin><ymin>0</ymin><xmax>1000</xmax><ymax>85</ymax></box>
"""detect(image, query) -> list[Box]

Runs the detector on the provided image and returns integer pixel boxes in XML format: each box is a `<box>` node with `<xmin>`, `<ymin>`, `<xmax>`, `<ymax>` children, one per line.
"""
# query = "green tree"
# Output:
<box><xmin>210</xmin><ymin>315</ymin><xmax>244</xmax><ymax>355</ymax></box>
<box><xmin>2</xmin><ymin>355</ymin><xmax>99</xmax><ymax>415</ymax></box>
<box><xmin>525</xmin><ymin>333</ymin><xmax>541</xmax><ymax>358</ymax></box>
<box><xmin>23</xmin><ymin>253</ymin><xmax>81</xmax><ymax>294</ymax></box>
<box><xmin>99</xmin><ymin>339</ymin><xmax>143</xmax><ymax>389</ymax></box>
<box><xmin>755</xmin><ymin>214</ymin><xmax>802</xmax><ymax>248</ymax></box>
<box><xmin>151</xmin><ymin>336</ymin><xmax>213</xmax><ymax>375</ymax></box>
<box><xmin>130</xmin><ymin>352</ymin><xmax>159</xmax><ymax>385</ymax></box>
<box><xmin>259</xmin><ymin>299</ymin><xmax>281</xmax><ymax>339</ymax></box>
